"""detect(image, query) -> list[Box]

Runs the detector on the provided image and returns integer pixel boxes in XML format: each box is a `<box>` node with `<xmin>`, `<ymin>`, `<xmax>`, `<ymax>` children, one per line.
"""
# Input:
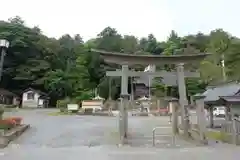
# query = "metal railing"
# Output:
<box><xmin>152</xmin><ymin>126</ymin><xmax>176</xmax><ymax>146</ymax></box>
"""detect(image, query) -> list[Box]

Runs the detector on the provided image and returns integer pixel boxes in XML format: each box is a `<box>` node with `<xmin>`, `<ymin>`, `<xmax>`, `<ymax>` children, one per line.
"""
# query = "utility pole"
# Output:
<box><xmin>0</xmin><ymin>39</ymin><xmax>9</xmax><ymax>81</ymax></box>
<box><xmin>108</xmin><ymin>77</ymin><xmax>112</xmax><ymax>100</ymax></box>
<box><xmin>130</xmin><ymin>71</ymin><xmax>134</xmax><ymax>101</ymax></box>
<box><xmin>221</xmin><ymin>54</ymin><xmax>227</xmax><ymax>82</ymax></box>
<box><xmin>0</xmin><ymin>39</ymin><xmax>9</xmax><ymax>119</ymax></box>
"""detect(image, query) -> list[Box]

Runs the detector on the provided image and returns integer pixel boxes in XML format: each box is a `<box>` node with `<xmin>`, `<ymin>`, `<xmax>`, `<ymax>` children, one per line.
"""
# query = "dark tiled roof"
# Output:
<box><xmin>24</xmin><ymin>88</ymin><xmax>48</xmax><ymax>96</ymax></box>
<box><xmin>0</xmin><ymin>88</ymin><xmax>17</xmax><ymax>96</ymax></box>
<box><xmin>220</xmin><ymin>96</ymin><xmax>240</xmax><ymax>102</ymax></box>
<box><xmin>196</xmin><ymin>82</ymin><xmax>240</xmax><ymax>102</ymax></box>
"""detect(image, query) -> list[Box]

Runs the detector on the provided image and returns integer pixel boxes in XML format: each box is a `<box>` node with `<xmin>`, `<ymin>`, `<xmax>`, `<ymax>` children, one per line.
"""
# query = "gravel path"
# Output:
<box><xmin>0</xmin><ymin>109</ymin><xmax>240</xmax><ymax>160</ymax></box>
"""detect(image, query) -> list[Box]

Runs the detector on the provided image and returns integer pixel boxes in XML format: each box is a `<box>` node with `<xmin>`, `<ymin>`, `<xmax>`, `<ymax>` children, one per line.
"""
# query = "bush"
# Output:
<box><xmin>0</xmin><ymin>107</ymin><xmax>4</xmax><ymax>119</ymax></box>
<box><xmin>0</xmin><ymin>123</ymin><xmax>12</xmax><ymax>130</ymax></box>
<box><xmin>57</xmin><ymin>97</ymin><xmax>71</xmax><ymax>112</ymax></box>
<box><xmin>71</xmin><ymin>110</ymin><xmax>78</xmax><ymax>114</ymax></box>
<box><xmin>6</xmin><ymin>117</ymin><xmax>22</xmax><ymax>125</ymax></box>
<box><xmin>4</xmin><ymin>105</ymin><xmax>18</xmax><ymax>108</ymax></box>
<box><xmin>138</xmin><ymin>112</ymin><xmax>149</xmax><ymax>116</ymax></box>
<box><xmin>93</xmin><ymin>112</ymin><xmax>110</xmax><ymax>116</ymax></box>
<box><xmin>0</xmin><ymin>119</ymin><xmax>16</xmax><ymax>130</ymax></box>
<box><xmin>56</xmin><ymin>97</ymin><xmax>81</xmax><ymax>112</ymax></box>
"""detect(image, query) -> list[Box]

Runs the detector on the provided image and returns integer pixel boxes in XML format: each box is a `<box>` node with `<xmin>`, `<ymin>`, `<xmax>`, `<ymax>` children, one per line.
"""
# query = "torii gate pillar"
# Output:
<box><xmin>176</xmin><ymin>63</ymin><xmax>189</xmax><ymax>136</ymax></box>
<box><xmin>119</xmin><ymin>65</ymin><xmax>129</xmax><ymax>143</ymax></box>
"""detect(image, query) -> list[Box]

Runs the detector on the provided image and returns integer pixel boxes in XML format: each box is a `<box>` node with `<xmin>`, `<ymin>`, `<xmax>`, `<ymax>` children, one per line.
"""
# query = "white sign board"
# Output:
<box><xmin>67</xmin><ymin>104</ymin><xmax>79</xmax><ymax>111</ymax></box>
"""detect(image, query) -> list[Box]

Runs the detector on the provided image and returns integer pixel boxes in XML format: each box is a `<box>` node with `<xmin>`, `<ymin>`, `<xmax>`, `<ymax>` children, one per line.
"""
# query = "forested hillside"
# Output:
<box><xmin>0</xmin><ymin>16</ymin><xmax>239</xmax><ymax>105</ymax></box>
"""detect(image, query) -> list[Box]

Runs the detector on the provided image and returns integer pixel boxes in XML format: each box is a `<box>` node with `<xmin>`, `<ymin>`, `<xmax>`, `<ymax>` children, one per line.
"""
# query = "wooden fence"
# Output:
<box><xmin>221</xmin><ymin>118</ymin><xmax>240</xmax><ymax>144</ymax></box>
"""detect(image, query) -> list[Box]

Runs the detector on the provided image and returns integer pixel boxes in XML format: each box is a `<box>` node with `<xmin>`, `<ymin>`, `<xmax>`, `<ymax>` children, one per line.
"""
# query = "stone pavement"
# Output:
<box><xmin>1</xmin><ymin>109</ymin><xmax>240</xmax><ymax>159</ymax></box>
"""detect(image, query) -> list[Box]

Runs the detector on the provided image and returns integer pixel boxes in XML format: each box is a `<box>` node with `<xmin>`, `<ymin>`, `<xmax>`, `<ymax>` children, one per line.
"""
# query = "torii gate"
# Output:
<box><xmin>91</xmin><ymin>49</ymin><xmax>210</xmax><ymax>144</ymax></box>
<box><xmin>107</xmin><ymin>65</ymin><xmax>200</xmax><ymax>139</ymax></box>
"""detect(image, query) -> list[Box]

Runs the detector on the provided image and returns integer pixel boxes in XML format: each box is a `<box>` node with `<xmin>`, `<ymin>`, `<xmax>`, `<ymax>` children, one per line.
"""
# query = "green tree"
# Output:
<box><xmin>1</xmin><ymin>16</ymin><xmax>240</xmax><ymax>105</ymax></box>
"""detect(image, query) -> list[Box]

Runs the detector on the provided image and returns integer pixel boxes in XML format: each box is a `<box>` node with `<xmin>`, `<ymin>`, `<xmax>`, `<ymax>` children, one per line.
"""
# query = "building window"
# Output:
<box><xmin>27</xmin><ymin>92</ymin><xmax>34</xmax><ymax>100</ymax></box>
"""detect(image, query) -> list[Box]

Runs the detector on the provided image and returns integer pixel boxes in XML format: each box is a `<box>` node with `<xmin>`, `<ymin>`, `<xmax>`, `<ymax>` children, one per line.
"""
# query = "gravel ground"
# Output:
<box><xmin>0</xmin><ymin>109</ymin><xmax>240</xmax><ymax>160</ymax></box>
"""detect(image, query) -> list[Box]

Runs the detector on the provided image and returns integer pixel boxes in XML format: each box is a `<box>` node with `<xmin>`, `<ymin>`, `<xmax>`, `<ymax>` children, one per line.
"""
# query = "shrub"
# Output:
<box><xmin>71</xmin><ymin>110</ymin><xmax>78</xmax><ymax>113</ymax></box>
<box><xmin>6</xmin><ymin>117</ymin><xmax>23</xmax><ymax>125</ymax></box>
<box><xmin>0</xmin><ymin>123</ymin><xmax>12</xmax><ymax>130</ymax></box>
<box><xmin>93</xmin><ymin>112</ymin><xmax>110</xmax><ymax>116</ymax></box>
<box><xmin>138</xmin><ymin>112</ymin><xmax>149</xmax><ymax>116</ymax></box>
<box><xmin>0</xmin><ymin>107</ymin><xmax>4</xmax><ymax>119</ymax></box>
<box><xmin>0</xmin><ymin>119</ymin><xmax>16</xmax><ymax>130</ymax></box>
<box><xmin>4</xmin><ymin>105</ymin><xmax>18</xmax><ymax>108</ymax></box>
<box><xmin>57</xmin><ymin>97</ymin><xmax>81</xmax><ymax>112</ymax></box>
<box><xmin>57</xmin><ymin>97</ymin><xmax>71</xmax><ymax>112</ymax></box>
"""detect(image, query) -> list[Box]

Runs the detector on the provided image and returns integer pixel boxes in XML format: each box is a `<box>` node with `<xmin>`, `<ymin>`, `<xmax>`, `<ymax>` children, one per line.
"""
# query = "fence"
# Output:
<box><xmin>221</xmin><ymin>119</ymin><xmax>240</xmax><ymax>133</ymax></box>
<box><xmin>221</xmin><ymin>118</ymin><xmax>240</xmax><ymax>144</ymax></box>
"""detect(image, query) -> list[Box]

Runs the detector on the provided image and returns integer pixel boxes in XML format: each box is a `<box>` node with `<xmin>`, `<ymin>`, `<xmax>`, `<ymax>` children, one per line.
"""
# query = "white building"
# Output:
<box><xmin>22</xmin><ymin>88</ymin><xmax>49</xmax><ymax>108</ymax></box>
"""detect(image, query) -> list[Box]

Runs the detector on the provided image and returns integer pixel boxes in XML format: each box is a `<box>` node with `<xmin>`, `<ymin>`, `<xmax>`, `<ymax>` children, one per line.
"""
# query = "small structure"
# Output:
<box><xmin>0</xmin><ymin>88</ymin><xmax>20</xmax><ymax>106</ymax></box>
<box><xmin>195</xmin><ymin>82</ymin><xmax>240</xmax><ymax>128</ymax></box>
<box><xmin>22</xmin><ymin>88</ymin><xmax>49</xmax><ymax>108</ymax></box>
<box><xmin>219</xmin><ymin>95</ymin><xmax>240</xmax><ymax>118</ymax></box>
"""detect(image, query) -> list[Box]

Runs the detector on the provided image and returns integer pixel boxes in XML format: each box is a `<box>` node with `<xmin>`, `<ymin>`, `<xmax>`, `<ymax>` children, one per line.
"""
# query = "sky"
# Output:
<box><xmin>0</xmin><ymin>0</ymin><xmax>239</xmax><ymax>41</ymax></box>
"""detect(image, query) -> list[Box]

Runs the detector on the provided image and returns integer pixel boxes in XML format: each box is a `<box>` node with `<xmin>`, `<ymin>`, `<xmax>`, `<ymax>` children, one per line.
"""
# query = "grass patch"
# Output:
<box><xmin>47</xmin><ymin>111</ymin><xmax>76</xmax><ymax>116</ymax></box>
<box><xmin>3</xmin><ymin>108</ymin><xmax>19</xmax><ymax>112</ymax></box>
<box><xmin>206</xmin><ymin>130</ymin><xmax>231</xmax><ymax>142</ymax></box>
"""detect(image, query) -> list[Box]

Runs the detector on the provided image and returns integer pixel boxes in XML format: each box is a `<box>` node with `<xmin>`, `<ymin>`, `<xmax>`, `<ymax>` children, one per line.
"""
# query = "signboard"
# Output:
<box><xmin>67</xmin><ymin>104</ymin><xmax>79</xmax><ymax>111</ymax></box>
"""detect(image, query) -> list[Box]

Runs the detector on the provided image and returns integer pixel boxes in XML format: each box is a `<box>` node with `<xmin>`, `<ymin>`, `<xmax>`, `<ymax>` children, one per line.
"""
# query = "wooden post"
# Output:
<box><xmin>108</xmin><ymin>77</ymin><xmax>112</xmax><ymax>100</ymax></box>
<box><xmin>0</xmin><ymin>49</ymin><xmax>6</xmax><ymax>81</ymax></box>
<box><xmin>225</xmin><ymin>105</ymin><xmax>231</xmax><ymax>121</ymax></box>
<box><xmin>232</xmin><ymin>117</ymin><xmax>238</xmax><ymax>145</ymax></box>
<box><xmin>190</xmin><ymin>95</ymin><xmax>194</xmax><ymax>105</ymax></box>
<box><xmin>195</xmin><ymin>95</ymin><xmax>207</xmax><ymax>144</ymax></box>
<box><xmin>170</xmin><ymin>99</ymin><xmax>179</xmax><ymax>134</ymax></box>
<box><xmin>118</xmin><ymin>98</ymin><xmax>125</xmax><ymax>144</ymax></box>
<box><xmin>0</xmin><ymin>106</ymin><xmax>3</xmax><ymax>120</ymax></box>
<box><xmin>157</xmin><ymin>99</ymin><xmax>160</xmax><ymax>110</ymax></box>
<box><xmin>209</xmin><ymin>106</ymin><xmax>214</xmax><ymax>128</ymax></box>
<box><xmin>121</xmin><ymin>95</ymin><xmax>129</xmax><ymax>138</ymax></box>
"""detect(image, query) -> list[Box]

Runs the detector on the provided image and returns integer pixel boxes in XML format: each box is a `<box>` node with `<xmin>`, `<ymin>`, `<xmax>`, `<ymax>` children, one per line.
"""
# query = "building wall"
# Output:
<box><xmin>22</xmin><ymin>91</ymin><xmax>40</xmax><ymax>108</ymax></box>
<box><xmin>13</xmin><ymin>97</ymin><xmax>20</xmax><ymax>105</ymax></box>
<box><xmin>38</xmin><ymin>99</ymin><xmax>43</xmax><ymax>105</ymax></box>
<box><xmin>134</xmin><ymin>84</ymin><xmax>149</xmax><ymax>98</ymax></box>
<box><xmin>231</xmin><ymin>105</ymin><xmax>240</xmax><ymax>116</ymax></box>
<box><xmin>0</xmin><ymin>95</ymin><xmax>13</xmax><ymax>105</ymax></box>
